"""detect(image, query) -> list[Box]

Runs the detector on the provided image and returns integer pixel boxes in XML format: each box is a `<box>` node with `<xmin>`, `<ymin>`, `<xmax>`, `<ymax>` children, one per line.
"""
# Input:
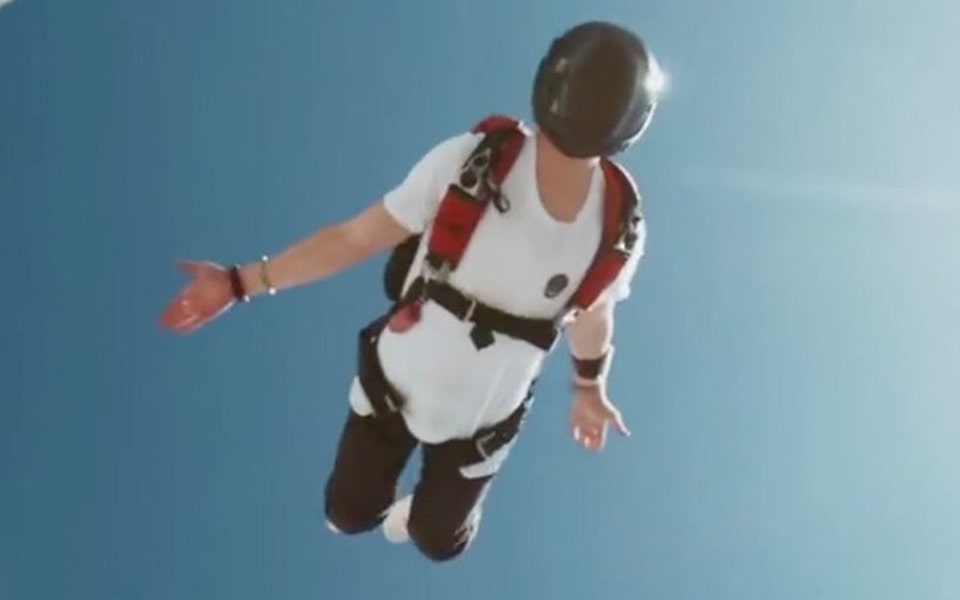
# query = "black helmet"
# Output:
<box><xmin>532</xmin><ymin>21</ymin><xmax>662</xmax><ymax>158</ymax></box>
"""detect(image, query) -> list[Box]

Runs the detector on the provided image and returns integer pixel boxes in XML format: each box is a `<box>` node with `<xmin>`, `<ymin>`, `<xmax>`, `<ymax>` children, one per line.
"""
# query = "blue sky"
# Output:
<box><xmin>2</xmin><ymin>0</ymin><xmax>959</xmax><ymax>599</ymax></box>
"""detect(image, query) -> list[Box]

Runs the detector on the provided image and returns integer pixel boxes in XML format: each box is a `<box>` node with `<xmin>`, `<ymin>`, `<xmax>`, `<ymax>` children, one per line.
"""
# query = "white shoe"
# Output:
<box><xmin>382</xmin><ymin>494</ymin><xmax>413</xmax><ymax>544</ymax></box>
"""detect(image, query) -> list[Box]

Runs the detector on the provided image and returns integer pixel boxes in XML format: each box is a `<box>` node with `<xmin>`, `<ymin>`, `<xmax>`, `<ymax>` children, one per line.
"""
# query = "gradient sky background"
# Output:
<box><xmin>3</xmin><ymin>0</ymin><xmax>959</xmax><ymax>599</ymax></box>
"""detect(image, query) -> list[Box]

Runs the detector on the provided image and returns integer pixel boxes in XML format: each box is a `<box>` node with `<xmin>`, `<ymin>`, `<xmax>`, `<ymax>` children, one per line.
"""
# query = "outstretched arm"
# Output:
<box><xmin>160</xmin><ymin>200</ymin><xmax>412</xmax><ymax>334</ymax></box>
<box><xmin>234</xmin><ymin>132</ymin><xmax>482</xmax><ymax>297</ymax></box>
<box><xmin>237</xmin><ymin>200</ymin><xmax>412</xmax><ymax>297</ymax></box>
<box><xmin>162</xmin><ymin>131</ymin><xmax>478</xmax><ymax>334</ymax></box>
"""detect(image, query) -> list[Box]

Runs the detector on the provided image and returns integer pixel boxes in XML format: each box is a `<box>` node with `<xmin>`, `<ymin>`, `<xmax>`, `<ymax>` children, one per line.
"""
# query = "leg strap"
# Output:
<box><xmin>463</xmin><ymin>391</ymin><xmax>532</xmax><ymax>464</ymax></box>
<box><xmin>357</xmin><ymin>314</ymin><xmax>407</xmax><ymax>416</ymax></box>
<box><xmin>356</xmin><ymin>314</ymin><xmax>534</xmax><ymax>455</ymax></box>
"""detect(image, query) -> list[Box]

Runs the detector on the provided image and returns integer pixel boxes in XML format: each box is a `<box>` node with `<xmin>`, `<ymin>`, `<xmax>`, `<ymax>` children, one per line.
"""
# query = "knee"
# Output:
<box><xmin>324</xmin><ymin>492</ymin><xmax>384</xmax><ymax>535</ymax></box>
<box><xmin>407</xmin><ymin>520</ymin><xmax>469</xmax><ymax>563</ymax></box>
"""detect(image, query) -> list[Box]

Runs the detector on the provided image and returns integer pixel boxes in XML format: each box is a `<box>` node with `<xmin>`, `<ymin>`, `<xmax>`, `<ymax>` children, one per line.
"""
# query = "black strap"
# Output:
<box><xmin>465</xmin><ymin>394</ymin><xmax>531</xmax><ymax>462</ymax></box>
<box><xmin>356</xmin><ymin>314</ymin><xmax>406</xmax><ymax>416</ymax></box>
<box><xmin>404</xmin><ymin>277</ymin><xmax>558</xmax><ymax>352</ymax></box>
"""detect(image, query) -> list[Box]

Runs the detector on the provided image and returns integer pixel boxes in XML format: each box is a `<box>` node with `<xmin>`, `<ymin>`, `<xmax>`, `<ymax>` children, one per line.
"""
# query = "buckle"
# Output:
<box><xmin>463</xmin><ymin>295</ymin><xmax>478</xmax><ymax>322</ymax></box>
<box><xmin>474</xmin><ymin>430</ymin><xmax>499</xmax><ymax>460</ymax></box>
<box><xmin>554</xmin><ymin>307</ymin><xmax>579</xmax><ymax>329</ymax></box>
<box><xmin>382</xmin><ymin>392</ymin><xmax>400</xmax><ymax>414</ymax></box>
<box><xmin>422</xmin><ymin>260</ymin><xmax>451</xmax><ymax>285</ymax></box>
<box><xmin>458</xmin><ymin>147</ymin><xmax>493</xmax><ymax>193</ymax></box>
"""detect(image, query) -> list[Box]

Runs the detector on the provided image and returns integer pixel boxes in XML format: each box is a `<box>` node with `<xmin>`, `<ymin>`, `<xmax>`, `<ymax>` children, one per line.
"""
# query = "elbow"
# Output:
<box><xmin>339</xmin><ymin>201</ymin><xmax>413</xmax><ymax>262</ymax></box>
<box><xmin>336</xmin><ymin>221</ymin><xmax>375</xmax><ymax>262</ymax></box>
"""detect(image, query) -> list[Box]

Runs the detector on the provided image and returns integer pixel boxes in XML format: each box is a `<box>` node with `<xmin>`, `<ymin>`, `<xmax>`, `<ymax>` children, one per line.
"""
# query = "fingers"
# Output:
<box><xmin>177</xmin><ymin>260</ymin><xmax>205</xmax><ymax>278</ymax></box>
<box><xmin>571</xmin><ymin>409</ymin><xmax>630</xmax><ymax>452</ymax></box>
<box><xmin>177</xmin><ymin>259</ymin><xmax>223</xmax><ymax>279</ymax></box>
<box><xmin>591</xmin><ymin>425</ymin><xmax>608</xmax><ymax>451</ymax></box>
<box><xmin>162</xmin><ymin>304</ymin><xmax>203</xmax><ymax>334</ymax></box>
<box><xmin>160</xmin><ymin>294</ymin><xmax>189</xmax><ymax>328</ymax></box>
<box><xmin>572</xmin><ymin>425</ymin><xmax>605</xmax><ymax>452</ymax></box>
<box><xmin>584</xmin><ymin>430</ymin><xmax>604</xmax><ymax>452</ymax></box>
<box><xmin>172</xmin><ymin>313</ymin><xmax>204</xmax><ymax>334</ymax></box>
<box><xmin>607</xmin><ymin>405</ymin><xmax>632</xmax><ymax>437</ymax></box>
<box><xmin>161</xmin><ymin>260</ymin><xmax>235</xmax><ymax>335</ymax></box>
<box><xmin>160</xmin><ymin>291</ymin><xmax>210</xmax><ymax>334</ymax></box>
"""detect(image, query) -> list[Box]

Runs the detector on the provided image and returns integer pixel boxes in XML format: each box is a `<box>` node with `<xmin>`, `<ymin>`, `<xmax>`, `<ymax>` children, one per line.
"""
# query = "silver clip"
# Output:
<box><xmin>458</xmin><ymin>147</ymin><xmax>494</xmax><ymax>195</ymax></box>
<box><xmin>554</xmin><ymin>307</ymin><xmax>579</xmax><ymax>329</ymax></box>
<box><xmin>422</xmin><ymin>260</ymin><xmax>451</xmax><ymax>285</ymax></box>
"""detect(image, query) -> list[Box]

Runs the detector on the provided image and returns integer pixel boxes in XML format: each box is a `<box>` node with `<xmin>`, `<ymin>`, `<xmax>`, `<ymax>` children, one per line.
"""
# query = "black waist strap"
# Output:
<box><xmin>407</xmin><ymin>277</ymin><xmax>559</xmax><ymax>352</ymax></box>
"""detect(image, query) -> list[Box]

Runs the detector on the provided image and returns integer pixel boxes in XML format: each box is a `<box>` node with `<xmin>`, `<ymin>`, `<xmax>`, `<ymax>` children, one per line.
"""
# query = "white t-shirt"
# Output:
<box><xmin>349</xmin><ymin>129</ymin><xmax>646</xmax><ymax>444</ymax></box>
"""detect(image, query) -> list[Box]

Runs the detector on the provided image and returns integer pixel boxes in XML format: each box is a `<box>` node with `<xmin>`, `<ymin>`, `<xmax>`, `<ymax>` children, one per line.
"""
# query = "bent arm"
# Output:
<box><xmin>237</xmin><ymin>200</ymin><xmax>412</xmax><ymax>297</ymax></box>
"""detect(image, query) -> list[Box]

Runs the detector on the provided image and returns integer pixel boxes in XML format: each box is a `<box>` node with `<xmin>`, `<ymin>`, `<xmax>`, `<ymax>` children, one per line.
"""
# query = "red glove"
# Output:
<box><xmin>160</xmin><ymin>260</ymin><xmax>238</xmax><ymax>334</ymax></box>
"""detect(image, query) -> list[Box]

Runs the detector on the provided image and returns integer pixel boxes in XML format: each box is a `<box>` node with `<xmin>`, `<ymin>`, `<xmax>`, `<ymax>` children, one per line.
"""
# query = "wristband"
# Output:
<box><xmin>228</xmin><ymin>265</ymin><xmax>250</xmax><ymax>303</ymax></box>
<box><xmin>572</xmin><ymin>346</ymin><xmax>614</xmax><ymax>386</ymax></box>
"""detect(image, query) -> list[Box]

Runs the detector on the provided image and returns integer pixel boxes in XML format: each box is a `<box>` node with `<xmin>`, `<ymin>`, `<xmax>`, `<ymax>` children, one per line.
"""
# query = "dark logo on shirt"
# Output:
<box><xmin>544</xmin><ymin>274</ymin><xmax>569</xmax><ymax>299</ymax></box>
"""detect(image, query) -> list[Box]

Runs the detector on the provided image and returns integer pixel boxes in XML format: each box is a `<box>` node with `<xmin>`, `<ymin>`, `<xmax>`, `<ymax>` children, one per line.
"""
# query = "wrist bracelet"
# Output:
<box><xmin>228</xmin><ymin>265</ymin><xmax>250</xmax><ymax>303</ymax></box>
<box><xmin>259</xmin><ymin>255</ymin><xmax>277</xmax><ymax>296</ymax></box>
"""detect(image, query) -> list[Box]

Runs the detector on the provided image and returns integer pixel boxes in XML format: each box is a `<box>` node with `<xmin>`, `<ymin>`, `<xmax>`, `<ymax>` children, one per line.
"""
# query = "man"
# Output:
<box><xmin>161</xmin><ymin>20</ymin><xmax>664</xmax><ymax>562</ymax></box>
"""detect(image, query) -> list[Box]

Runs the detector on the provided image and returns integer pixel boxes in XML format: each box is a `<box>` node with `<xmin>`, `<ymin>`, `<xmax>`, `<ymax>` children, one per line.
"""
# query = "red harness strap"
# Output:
<box><xmin>566</xmin><ymin>158</ymin><xmax>641</xmax><ymax>312</ymax></box>
<box><xmin>425</xmin><ymin>115</ymin><xmax>527</xmax><ymax>273</ymax></box>
<box><xmin>423</xmin><ymin>113</ymin><xmax>642</xmax><ymax>324</ymax></box>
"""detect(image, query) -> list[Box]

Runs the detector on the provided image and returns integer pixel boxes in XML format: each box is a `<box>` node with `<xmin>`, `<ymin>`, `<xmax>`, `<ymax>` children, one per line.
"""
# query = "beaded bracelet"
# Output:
<box><xmin>259</xmin><ymin>255</ymin><xmax>277</xmax><ymax>296</ymax></box>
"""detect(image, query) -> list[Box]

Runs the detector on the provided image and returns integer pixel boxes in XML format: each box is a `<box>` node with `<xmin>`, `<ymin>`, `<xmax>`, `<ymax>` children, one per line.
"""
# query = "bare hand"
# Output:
<box><xmin>160</xmin><ymin>260</ymin><xmax>236</xmax><ymax>334</ymax></box>
<box><xmin>570</xmin><ymin>385</ymin><xmax>631</xmax><ymax>452</ymax></box>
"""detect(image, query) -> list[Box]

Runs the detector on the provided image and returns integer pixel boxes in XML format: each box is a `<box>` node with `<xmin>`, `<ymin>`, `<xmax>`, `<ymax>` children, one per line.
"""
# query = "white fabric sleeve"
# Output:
<box><xmin>382</xmin><ymin>132</ymin><xmax>482</xmax><ymax>234</ymax></box>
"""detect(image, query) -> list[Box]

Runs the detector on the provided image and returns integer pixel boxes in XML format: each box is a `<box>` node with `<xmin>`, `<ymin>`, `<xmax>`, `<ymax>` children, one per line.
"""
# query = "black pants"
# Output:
<box><xmin>324</xmin><ymin>409</ymin><xmax>496</xmax><ymax>562</ymax></box>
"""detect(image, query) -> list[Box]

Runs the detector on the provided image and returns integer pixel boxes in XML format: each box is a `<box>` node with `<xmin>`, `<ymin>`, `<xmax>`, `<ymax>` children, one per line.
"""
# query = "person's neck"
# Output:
<box><xmin>534</xmin><ymin>130</ymin><xmax>599</xmax><ymax>223</ymax></box>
